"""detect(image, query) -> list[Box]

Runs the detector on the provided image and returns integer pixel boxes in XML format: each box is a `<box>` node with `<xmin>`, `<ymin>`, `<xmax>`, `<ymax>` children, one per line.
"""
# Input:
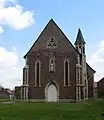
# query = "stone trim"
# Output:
<box><xmin>76</xmin><ymin>84</ymin><xmax>84</xmax><ymax>86</ymax></box>
<box><xmin>21</xmin><ymin>65</ymin><xmax>29</xmax><ymax>100</ymax></box>
<box><xmin>76</xmin><ymin>64</ymin><xmax>82</xmax><ymax>68</ymax></box>
<box><xmin>76</xmin><ymin>54</ymin><xmax>82</xmax><ymax>101</ymax></box>
<box><xmin>45</xmin><ymin>80</ymin><xmax>59</xmax><ymax>102</ymax></box>
<box><xmin>21</xmin><ymin>86</ymin><xmax>28</xmax><ymax>100</ymax></box>
<box><xmin>47</xmin><ymin>37</ymin><xmax>57</xmax><ymax>49</ymax></box>
<box><xmin>75</xmin><ymin>43</ymin><xmax>88</xmax><ymax>101</ymax></box>
<box><xmin>82</xmin><ymin>55</ymin><xmax>88</xmax><ymax>100</ymax></box>
<box><xmin>24</xmin><ymin>65</ymin><xmax>29</xmax><ymax>85</ymax></box>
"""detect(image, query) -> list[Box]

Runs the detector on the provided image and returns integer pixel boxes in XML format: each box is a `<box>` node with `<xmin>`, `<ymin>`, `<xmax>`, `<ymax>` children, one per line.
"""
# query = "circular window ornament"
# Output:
<box><xmin>47</xmin><ymin>37</ymin><xmax>57</xmax><ymax>49</ymax></box>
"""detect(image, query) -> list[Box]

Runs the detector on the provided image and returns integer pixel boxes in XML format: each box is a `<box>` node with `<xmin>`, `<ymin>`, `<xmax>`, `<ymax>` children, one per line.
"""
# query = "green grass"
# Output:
<box><xmin>0</xmin><ymin>99</ymin><xmax>12</xmax><ymax>102</ymax></box>
<box><xmin>0</xmin><ymin>99</ymin><xmax>104</xmax><ymax>120</ymax></box>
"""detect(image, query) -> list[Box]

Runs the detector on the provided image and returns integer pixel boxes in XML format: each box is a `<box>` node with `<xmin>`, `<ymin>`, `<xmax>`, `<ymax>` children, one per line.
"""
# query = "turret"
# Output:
<box><xmin>75</xmin><ymin>28</ymin><xmax>86</xmax><ymax>54</ymax></box>
<box><xmin>75</xmin><ymin>28</ymin><xmax>88</xmax><ymax>101</ymax></box>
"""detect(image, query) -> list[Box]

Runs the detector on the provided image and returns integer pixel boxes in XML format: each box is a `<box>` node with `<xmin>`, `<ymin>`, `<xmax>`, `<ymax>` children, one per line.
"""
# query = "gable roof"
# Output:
<box><xmin>98</xmin><ymin>77</ymin><xmax>104</xmax><ymax>83</ymax></box>
<box><xmin>87</xmin><ymin>63</ymin><xmax>96</xmax><ymax>73</ymax></box>
<box><xmin>24</xmin><ymin>19</ymin><xmax>95</xmax><ymax>74</ymax></box>
<box><xmin>75</xmin><ymin>28</ymin><xmax>86</xmax><ymax>45</ymax></box>
<box><xmin>24</xmin><ymin>18</ymin><xmax>80</xmax><ymax>58</ymax></box>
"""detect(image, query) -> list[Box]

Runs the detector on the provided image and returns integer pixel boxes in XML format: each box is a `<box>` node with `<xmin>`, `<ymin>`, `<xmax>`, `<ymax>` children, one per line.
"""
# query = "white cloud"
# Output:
<box><xmin>0</xmin><ymin>26</ymin><xmax>4</xmax><ymax>33</ymax></box>
<box><xmin>0</xmin><ymin>0</ymin><xmax>34</xmax><ymax>31</ymax></box>
<box><xmin>87</xmin><ymin>40</ymin><xmax>104</xmax><ymax>82</ymax></box>
<box><xmin>0</xmin><ymin>46</ymin><xmax>23</xmax><ymax>89</ymax></box>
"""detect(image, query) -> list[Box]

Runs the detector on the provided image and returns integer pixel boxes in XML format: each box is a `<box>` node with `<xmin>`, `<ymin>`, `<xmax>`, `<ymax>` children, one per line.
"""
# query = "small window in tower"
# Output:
<box><xmin>79</xmin><ymin>45</ymin><xmax>82</xmax><ymax>53</ymax></box>
<box><xmin>83</xmin><ymin>46</ymin><xmax>85</xmax><ymax>54</ymax></box>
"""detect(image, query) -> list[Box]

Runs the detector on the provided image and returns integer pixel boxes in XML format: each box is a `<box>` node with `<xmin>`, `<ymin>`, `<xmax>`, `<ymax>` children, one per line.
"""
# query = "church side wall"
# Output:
<box><xmin>97</xmin><ymin>79</ymin><xmax>104</xmax><ymax>98</ymax></box>
<box><xmin>88</xmin><ymin>76</ymin><xmax>94</xmax><ymax>98</ymax></box>
<box><xmin>87</xmin><ymin>66</ymin><xmax>94</xmax><ymax>98</ymax></box>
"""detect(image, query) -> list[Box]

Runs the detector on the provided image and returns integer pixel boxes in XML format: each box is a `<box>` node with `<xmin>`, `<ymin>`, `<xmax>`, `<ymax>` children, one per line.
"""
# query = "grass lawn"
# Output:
<box><xmin>0</xmin><ymin>99</ymin><xmax>104</xmax><ymax>120</ymax></box>
<box><xmin>0</xmin><ymin>99</ymin><xmax>12</xmax><ymax>102</ymax></box>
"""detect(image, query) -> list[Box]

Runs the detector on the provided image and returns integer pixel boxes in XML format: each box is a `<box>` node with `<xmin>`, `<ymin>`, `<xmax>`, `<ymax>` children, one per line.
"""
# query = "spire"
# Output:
<box><xmin>75</xmin><ymin>28</ymin><xmax>86</xmax><ymax>45</ymax></box>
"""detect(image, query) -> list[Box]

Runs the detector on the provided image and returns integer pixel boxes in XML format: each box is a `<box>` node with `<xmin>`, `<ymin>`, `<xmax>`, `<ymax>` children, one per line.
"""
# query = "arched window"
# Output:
<box><xmin>22</xmin><ymin>65</ymin><xmax>29</xmax><ymax>100</ymax></box>
<box><xmin>35</xmin><ymin>60</ymin><xmax>41</xmax><ymax>86</ymax></box>
<box><xmin>23</xmin><ymin>65</ymin><xmax>29</xmax><ymax>85</ymax></box>
<box><xmin>64</xmin><ymin>60</ymin><xmax>70</xmax><ymax>86</ymax></box>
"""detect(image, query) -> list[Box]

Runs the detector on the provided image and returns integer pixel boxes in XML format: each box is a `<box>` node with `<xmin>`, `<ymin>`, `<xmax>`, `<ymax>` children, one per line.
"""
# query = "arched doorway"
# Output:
<box><xmin>47</xmin><ymin>84</ymin><xmax>57</xmax><ymax>102</ymax></box>
<box><xmin>45</xmin><ymin>81</ymin><xmax>59</xmax><ymax>102</ymax></box>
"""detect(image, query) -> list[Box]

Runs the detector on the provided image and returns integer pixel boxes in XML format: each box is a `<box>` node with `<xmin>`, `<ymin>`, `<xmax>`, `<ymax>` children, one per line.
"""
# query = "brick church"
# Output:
<box><xmin>20</xmin><ymin>19</ymin><xmax>95</xmax><ymax>102</ymax></box>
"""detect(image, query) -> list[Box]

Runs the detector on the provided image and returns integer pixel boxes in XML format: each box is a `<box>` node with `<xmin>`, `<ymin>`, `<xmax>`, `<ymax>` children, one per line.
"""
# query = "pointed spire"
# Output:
<box><xmin>75</xmin><ymin>28</ymin><xmax>86</xmax><ymax>45</ymax></box>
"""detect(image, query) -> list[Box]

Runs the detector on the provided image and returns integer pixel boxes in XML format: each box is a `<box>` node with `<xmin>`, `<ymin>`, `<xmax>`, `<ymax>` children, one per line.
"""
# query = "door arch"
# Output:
<box><xmin>45</xmin><ymin>81</ymin><xmax>59</xmax><ymax>102</ymax></box>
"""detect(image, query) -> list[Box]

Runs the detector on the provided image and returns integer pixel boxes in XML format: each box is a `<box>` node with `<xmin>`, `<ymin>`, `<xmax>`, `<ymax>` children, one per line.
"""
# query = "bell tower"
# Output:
<box><xmin>75</xmin><ymin>29</ymin><xmax>88</xmax><ymax>101</ymax></box>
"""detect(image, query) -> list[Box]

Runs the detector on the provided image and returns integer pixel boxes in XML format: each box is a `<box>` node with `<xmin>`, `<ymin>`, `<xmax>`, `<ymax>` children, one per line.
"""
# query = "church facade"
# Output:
<box><xmin>21</xmin><ymin>19</ymin><xmax>95</xmax><ymax>102</ymax></box>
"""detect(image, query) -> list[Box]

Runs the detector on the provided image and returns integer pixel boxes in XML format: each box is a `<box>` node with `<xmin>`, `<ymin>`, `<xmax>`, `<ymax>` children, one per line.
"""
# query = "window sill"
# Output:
<box><xmin>76</xmin><ymin>84</ymin><xmax>84</xmax><ymax>86</ymax></box>
<box><xmin>63</xmin><ymin>85</ymin><xmax>71</xmax><ymax>87</ymax></box>
<box><xmin>76</xmin><ymin>64</ymin><xmax>82</xmax><ymax>68</ymax></box>
<box><xmin>49</xmin><ymin>71</ymin><xmax>55</xmax><ymax>73</ymax></box>
<box><xmin>34</xmin><ymin>85</ymin><xmax>41</xmax><ymax>88</ymax></box>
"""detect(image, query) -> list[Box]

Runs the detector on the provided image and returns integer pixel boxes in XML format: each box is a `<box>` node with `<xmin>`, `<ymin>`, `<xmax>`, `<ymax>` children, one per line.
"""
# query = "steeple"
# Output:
<box><xmin>75</xmin><ymin>28</ymin><xmax>88</xmax><ymax>101</ymax></box>
<box><xmin>75</xmin><ymin>28</ymin><xmax>86</xmax><ymax>45</ymax></box>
